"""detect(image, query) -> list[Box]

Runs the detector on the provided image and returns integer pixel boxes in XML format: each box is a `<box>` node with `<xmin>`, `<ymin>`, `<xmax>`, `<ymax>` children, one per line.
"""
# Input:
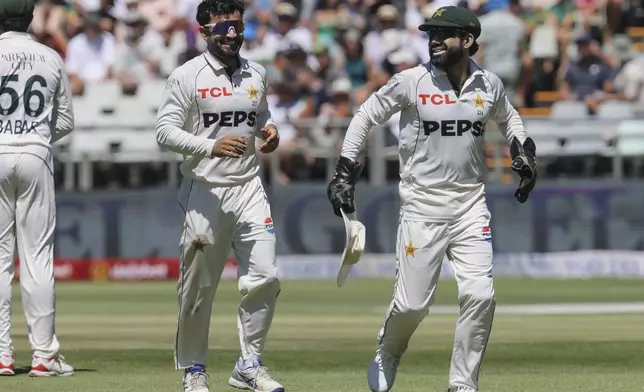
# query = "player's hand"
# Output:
<box><xmin>212</xmin><ymin>136</ymin><xmax>247</xmax><ymax>158</ymax></box>
<box><xmin>259</xmin><ymin>125</ymin><xmax>280</xmax><ymax>153</ymax></box>
<box><xmin>510</xmin><ymin>137</ymin><xmax>537</xmax><ymax>203</ymax></box>
<box><xmin>327</xmin><ymin>156</ymin><xmax>363</xmax><ymax>217</ymax></box>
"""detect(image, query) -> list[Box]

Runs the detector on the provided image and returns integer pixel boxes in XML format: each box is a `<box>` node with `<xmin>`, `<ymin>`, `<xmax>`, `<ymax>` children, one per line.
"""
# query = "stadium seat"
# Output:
<box><xmin>72</xmin><ymin>98</ymin><xmax>99</xmax><ymax>129</ymax></box>
<box><xmin>83</xmin><ymin>81</ymin><xmax>121</xmax><ymax>113</ymax></box>
<box><xmin>112</xmin><ymin>97</ymin><xmax>157</xmax><ymax>129</ymax></box>
<box><xmin>596</xmin><ymin>101</ymin><xmax>635</xmax><ymax>120</ymax></box>
<box><xmin>523</xmin><ymin>120</ymin><xmax>609</xmax><ymax>156</ymax></box>
<box><xmin>559</xmin><ymin>123</ymin><xmax>608</xmax><ymax>156</ymax></box>
<box><xmin>520</xmin><ymin>107</ymin><xmax>551</xmax><ymax>118</ymax></box>
<box><xmin>137</xmin><ymin>80</ymin><xmax>166</xmax><ymax>114</ymax></box>
<box><xmin>634</xmin><ymin>42</ymin><xmax>644</xmax><ymax>53</ymax></box>
<box><xmin>549</xmin><ymin>101</ymin><xmax>589</xmax><ymax>120</ymax></box>
<box><xmin>522</xmin><ymin>120</ymin><xmax>563</xmax><ymax>156</ymax></box>
<box><xmin>534</xmin><ymin>91</ymin><xmax>560</xmax><ymax>106</ymax></box>
<box><xmin>614</xmin><ymin>120</ymin><xmax>644</xmax><ymax>156</ymax></box>
<box><xmin>67</xmin><ymin>129</ymin><xmax>160</xmax><ymax>160</ymax></box>
<box><xmin>627</xmin><ymin>26</ymin><xmax>644</xmax><ymax>41</ymax></box>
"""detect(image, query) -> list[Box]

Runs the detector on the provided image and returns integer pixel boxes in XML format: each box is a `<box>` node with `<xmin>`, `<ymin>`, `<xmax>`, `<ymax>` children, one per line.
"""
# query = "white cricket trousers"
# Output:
<box><xmin>0</xmin><ymin>151</ymin><xmax>60</xmax><ymax>358</ymax></box>
<box><xmin>174</xmin><ymin>176</ymin><xmax>280</xmax><ymax>369</ymax></box>
<box><xmin>378</xmin><ymin>201</ymin><xmax>496</xmax><ymax>391</ymax></box>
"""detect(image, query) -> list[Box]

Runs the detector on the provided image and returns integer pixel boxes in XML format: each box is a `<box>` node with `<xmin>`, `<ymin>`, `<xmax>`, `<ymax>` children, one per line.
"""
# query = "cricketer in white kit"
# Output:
<box><xmin>155</xmin><ymin>1</ymin><xmax>284</xmax><ymax>391</ymax></box>
<box><xmin>327</xmin><ymin>6</ymin><xmax>537</xmax><ymax>392</ymax></box>
<box><xmin>0</xmin><ymin>0</ymin><xmax>75</xmax><ymax>377</ymax></box>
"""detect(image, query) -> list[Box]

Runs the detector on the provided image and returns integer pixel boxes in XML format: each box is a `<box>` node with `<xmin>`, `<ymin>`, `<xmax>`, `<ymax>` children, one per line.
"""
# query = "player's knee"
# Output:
<box><xmin>394</xmin><ymin>299</ymin><xmax>431</xmax><ymax>318</ymax></box>
<box><xmin>458</xmin><ymin>277</ymin><xmax>495</xmax><ymax>307</ymax></box>
<box><xmin>240</xmin><ymin>271</ymin><xmax>280</xmax><ymax>296</ymax></box>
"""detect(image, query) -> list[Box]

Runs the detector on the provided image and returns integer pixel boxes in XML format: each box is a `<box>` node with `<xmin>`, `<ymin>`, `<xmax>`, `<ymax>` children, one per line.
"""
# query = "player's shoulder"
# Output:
<box><xmin>241</xmin><ymin>58</ymin><xmax>268</xmax><ymax>81</ymax></box>
<box><xmin>396</xmin><ymin>64</ymin><xmax>430</xmax><ymax>81</ymax></box>
<box><xmin>16</xmin><ymin>36</ymin><xmax>67</xmax><ymax>72</ymax></box>
<box><xmin>472</xmin><ymin>62</ymin><xmax>503</xmax><ymax>88</ymax></box>
<box><xmin>388</xmin><ymin>64</ymin><xmax>431</xmax><ymax>89</ymax></box>
<box><xmin>167</xmin><ymin>54</ymin><xmax>209</xmax><ymax>84</ymax></box>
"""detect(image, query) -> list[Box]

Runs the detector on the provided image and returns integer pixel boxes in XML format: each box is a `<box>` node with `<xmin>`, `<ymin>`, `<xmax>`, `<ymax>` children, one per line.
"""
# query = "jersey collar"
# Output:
<box><xmin>0</xmin><ymin>31</ymin><xmax>35</xmax><ymax>41</ymax></box>
<box><xmin>203</xmin><ymin>50</ymin><xmax>248</xmax><ymax>73</ymax></box>
<box><xmin>429</xmin><ymin>58</ymin><xmax>484</xmax><ymax>79</ymax></box>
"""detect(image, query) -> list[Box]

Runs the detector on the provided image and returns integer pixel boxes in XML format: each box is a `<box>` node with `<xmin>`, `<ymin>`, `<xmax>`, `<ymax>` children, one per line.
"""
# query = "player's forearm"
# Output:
<box><xmin>50</xmin><ymin>108</ymin><xmax>74</xmax><ymax>143</ymax></box>
<box><xmin>156</xmin><ymin>126</ymin><xmax>215</xmax><ymax>157</ymax></box>
<box><xmin>255</xmin><ymin>110</ymin><xmax>276</xmax><ymax>137</ymax></box>
<box><xmin>340</xmin><ymin>110</ymin><xmax>374</xmax><ymax>161</ymax></box>
<box><xmin>499</xmin><ymin>109</ymin><xmax>527</xmax><ymax>145</ymax></box>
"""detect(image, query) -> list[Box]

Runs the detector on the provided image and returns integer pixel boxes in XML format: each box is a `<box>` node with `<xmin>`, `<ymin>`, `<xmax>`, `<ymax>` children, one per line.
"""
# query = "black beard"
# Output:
<box><xmin>430</xmin><ymin>45</ymin><xmax>465</xmax><ymax>68</ymax></box>
<box><xmin>207</xmin><ymin>35</ymin><xmax>243</xmax><ymax>61</ymax></box>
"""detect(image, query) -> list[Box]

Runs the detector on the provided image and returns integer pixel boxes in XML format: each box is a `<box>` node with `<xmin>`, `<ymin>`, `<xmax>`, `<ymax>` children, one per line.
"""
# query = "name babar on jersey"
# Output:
<box><xmin>196</xmin><ymin>65</ymin><xmax>264</xmax><ymax>140</ymax></box>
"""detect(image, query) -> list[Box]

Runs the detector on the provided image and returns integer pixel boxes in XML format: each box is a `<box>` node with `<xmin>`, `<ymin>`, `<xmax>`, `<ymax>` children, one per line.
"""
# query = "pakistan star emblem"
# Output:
<box><xmin>247</xmin><ymin>84</ymin><xmax>259</xmax><ymax>100</ymax></box>
<box><xmin>474</xmin><ymin>94</ymin><xmax>485</xmax><ymax>110</ymax></box>
<box><xmin>404</xmin><ymin>241</ymin><xmax>418</xmax><ymax>257</ymax></box>
<box><xmin>433</xmin><ymin>8</ymin><xmax>446</xmax><ymax>17</ymax></box>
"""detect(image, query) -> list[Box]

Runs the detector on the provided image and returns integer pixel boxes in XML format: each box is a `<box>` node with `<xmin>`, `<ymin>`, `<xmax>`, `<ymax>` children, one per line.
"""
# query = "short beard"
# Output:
<box><xmin>207</xmin><ymin>35</ymin><xmax>243</xmax><ymax>62</ymax></box>
<box><xmin>430</xmin><ymin>43</ymin><xmax>466</xmax><ymax>69</ymax></box>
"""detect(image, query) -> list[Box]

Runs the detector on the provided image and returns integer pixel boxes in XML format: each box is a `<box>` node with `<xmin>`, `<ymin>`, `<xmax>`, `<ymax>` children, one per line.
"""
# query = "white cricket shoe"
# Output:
<box><xmin>447</xmin><ymin>387</ymin><xmax>476</xmax><ymax>392</ymax></box>
<box><xmin>183</xmin><ymin>365</ymin><xmax>209</xmax><ymax>392</ymax></box>
<box><xmin>228</xmin><ymin>358</ymin><xmax>284</xmax><ymax>392</ymax></box>
<box><xmin>0</xmin><ymin>354</ymin><xmax>14</xmax><ymax>376</ymax></box>
<box><xmin>367</xmin><ymin>349</ymin><xmax>400</xmax><ymax>392</ymax></box>
<box><xmin>28</xmin><ymin>354</ymin><xmax>74</xmax><ymax>377</ymax></box>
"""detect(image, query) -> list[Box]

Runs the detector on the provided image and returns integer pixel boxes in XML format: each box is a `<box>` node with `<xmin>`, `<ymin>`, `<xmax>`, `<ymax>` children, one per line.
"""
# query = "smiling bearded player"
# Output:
<box><xmin>155</xmin><ymin>0</ymin><xmax>284</xmax><ymax>391</ymax></box>
<box><xmin>327</xmin><ymin>6</ymin><xmax>537</xmax><ymax>392</ymax></box>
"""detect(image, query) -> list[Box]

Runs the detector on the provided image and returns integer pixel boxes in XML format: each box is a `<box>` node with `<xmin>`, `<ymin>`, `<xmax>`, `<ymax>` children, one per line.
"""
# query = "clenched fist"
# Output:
<box><xmin>212</xmin><ymin>136</ymin><xmax>247</xmax><ymax>158</ymax></box>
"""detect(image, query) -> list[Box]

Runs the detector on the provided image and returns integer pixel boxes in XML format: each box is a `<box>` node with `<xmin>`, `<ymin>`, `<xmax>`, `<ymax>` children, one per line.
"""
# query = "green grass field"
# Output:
<box><xmin>4</xmin><ymin>278</ymin><xmax>644</xmax><ymax>391</ymax></box>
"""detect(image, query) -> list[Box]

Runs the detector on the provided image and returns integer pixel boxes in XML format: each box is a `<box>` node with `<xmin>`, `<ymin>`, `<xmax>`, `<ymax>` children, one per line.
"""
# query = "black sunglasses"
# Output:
<box><xmin>203</xmin><ymin>20</ymin><xmax>245</xmax><ymax>36</ymax></box>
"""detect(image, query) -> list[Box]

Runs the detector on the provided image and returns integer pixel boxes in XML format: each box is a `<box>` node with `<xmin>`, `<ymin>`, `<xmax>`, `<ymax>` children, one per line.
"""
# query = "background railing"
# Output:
<box><xmin>52</xmin><ymin>112</ymin><xmax>644</xmax><ymax>191</ymax></box>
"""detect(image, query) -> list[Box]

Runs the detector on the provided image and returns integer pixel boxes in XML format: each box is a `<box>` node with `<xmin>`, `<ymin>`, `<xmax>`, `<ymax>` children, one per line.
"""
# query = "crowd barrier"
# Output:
<box><xmin>19</xmin><ymin>250</ymin><xmax>644</xmax><ymax>282</ymax></box>
<box><xmin>53</xmin><ymin>116</ymin><xmax>644</xmax><ymax>190</ymax></box>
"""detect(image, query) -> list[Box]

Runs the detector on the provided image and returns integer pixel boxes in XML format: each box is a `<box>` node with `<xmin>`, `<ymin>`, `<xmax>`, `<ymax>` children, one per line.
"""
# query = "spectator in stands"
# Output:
<box><xmin>559</xmin><ymin>32</ymin><xmax>618</xmax><ymax>114</ymax></box>
<box><xmin>408</xmin><ymin>4</ymin><xmax>435</xmax><ymax>63</ymax></box>
<box><xmin>267</xmin><ymin>80</ymin><xmax>312</xmax><ymax>183</ymax></box>
<box><xmin>112</xmin><ymin>11</ymin><xmax>165</xmax><ymax>94</ymax></box>
<box><xmin>273</xmin><ymin>2</ymin><xmax>313</xmax><ymax>51</ymax></box>
<box><xmin>239</xmin><ymin>19</ymin><xmax>282</xmax><ymax>65</ymax></box>
<box><xmin>340</xmin><ymin>28</ymin><xmax>369</xmax><ymax>88</ymax></box>
<box><xmin>31</xmin><ymin>0</ymin><xmax>68</xmax><ymax>55</ymax></box>
<box><xmin>625</xmin><ymin>0</ymin><xmax>644</xmax><ymax>27</ymax></box>
<box><xmin>364</xmin><ymin>4</ymin><xmax>410</xmax><ymax>70</ymax></box>
<box><xmin>311</xmin><ymin>43</ymin><xmax>348</xmax><ymax>94</ymax></box>
<box><xmin>476</xmin><ymin>0</ymin><xmax>525</xmax><ymax>106</ymax></box>
<box><xmin>339</xmin><ymin>28</ymin><xmax>375</xmax><ymax>104</ymax></box>
<box><xmin>65</xmin><ymin>12</ymin><xmax>116</xmax><ymax>95</ymax></box>
<box><xmin>310</xmin><ymin>78</ymin><xmax>353</xmax><ymax>153</ymax></box>
<box><xmin>614</xmin><ymin>51</ymin><xmax>644</xmax><ymax>109</ymax></box>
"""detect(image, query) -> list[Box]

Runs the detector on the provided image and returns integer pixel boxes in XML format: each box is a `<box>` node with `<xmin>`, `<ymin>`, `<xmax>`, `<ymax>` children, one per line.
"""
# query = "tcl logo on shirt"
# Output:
<box><xmin>423</xmin><ymin>120</ymin><xmax>486</xmax><ymax>137</ymax></box>
<box><xmin>418</xmin><ymin>93</ymin><xmax>456</xmax><ymax>105</ymax></box>
<box><xmin>203</xmin><ymin>111</ymin><xmax>257</xmax><ymax>127</ymax></box>
<box><xmin>198</xmin><ymin>87</ymin><xmax>233</xmax><ymax>99</ymax></box>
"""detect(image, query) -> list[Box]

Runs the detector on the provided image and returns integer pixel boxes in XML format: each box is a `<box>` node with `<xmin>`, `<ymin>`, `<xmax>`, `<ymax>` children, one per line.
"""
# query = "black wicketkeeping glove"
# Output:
<box><xmin>510</xmin><ymin>136</ymin><xmax>537</xmax><ymax>203</ymax></box>
<box><xmin>327</xmin><ymin>156</ymin><xmax>363</xmax><ymax>217</ymax></box>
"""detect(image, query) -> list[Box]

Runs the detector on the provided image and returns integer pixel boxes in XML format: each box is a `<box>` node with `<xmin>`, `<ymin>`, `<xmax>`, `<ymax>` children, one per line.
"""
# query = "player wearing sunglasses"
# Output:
<box><xmin>155</xmin><ymin>0</ymin><xmax>284</xmax><ymax>392</ymax></box>
<box><xmin>327</xmin><ymin>6</ymin><xmax>537</xmax><ymax>392</ymax></box>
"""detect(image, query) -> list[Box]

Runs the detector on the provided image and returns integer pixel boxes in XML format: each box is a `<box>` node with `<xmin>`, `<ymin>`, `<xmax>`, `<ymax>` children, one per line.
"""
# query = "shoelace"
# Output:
<box><xmin>251</xmin><ymin>365</ymin><xmax>276</xmax><ymax>391</ymax></box>
<box><xmin>187</xmin><ymin>372</ymin><xmax>208</xmax><ymax>390</ymax></box>
<box><xmin>378</xmin><ymin>352</ymin><xmax>400</xmax><ymax>371</ymax></box>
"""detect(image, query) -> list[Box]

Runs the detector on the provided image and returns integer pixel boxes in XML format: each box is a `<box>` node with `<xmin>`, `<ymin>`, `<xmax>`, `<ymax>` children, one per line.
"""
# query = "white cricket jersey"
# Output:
<box><xmin>0</xmin><ymin>32</ymin><xmax>74</xmax><ymax>164</ymax></box>
<box><xmin>342</xmin><ymin>60</ymin><xmax>528</xmax><ymax>222</ymax></box>
<box><xmin>156</xmin><ymin>51</ymin><xmax>275</xmax><ymax>186</ymax></box>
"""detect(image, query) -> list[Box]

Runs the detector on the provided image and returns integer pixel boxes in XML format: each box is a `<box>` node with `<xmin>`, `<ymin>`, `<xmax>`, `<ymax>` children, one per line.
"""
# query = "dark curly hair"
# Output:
<box><xmin>196</xmin><ymin>0</ymin><xmax>246</xmax><ymax>27</ymax></box>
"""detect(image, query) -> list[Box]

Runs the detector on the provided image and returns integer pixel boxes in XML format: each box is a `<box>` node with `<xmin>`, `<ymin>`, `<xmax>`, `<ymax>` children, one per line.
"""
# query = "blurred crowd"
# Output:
<box><xmin>28</xmin><ymin>0</ymin><xmax>644</xmax><ymax>189</ymax></box>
